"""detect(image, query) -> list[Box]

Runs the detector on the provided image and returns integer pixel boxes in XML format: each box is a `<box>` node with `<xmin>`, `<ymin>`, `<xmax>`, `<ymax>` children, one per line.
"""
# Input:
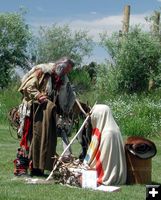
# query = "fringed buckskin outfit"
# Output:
<box><xmin>83</xmin><ymin>104</ymin><xmax>127</xmax><ymax>186</ymax></box>
<box><xmin>14</xmin><ymin>58</ymin><xmax>75</xmax><ymax>175</ymax></box>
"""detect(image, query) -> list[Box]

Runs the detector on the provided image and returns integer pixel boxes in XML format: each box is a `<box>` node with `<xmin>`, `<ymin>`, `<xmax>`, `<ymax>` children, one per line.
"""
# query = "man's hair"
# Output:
<box><xmin>55</xmin><ymin>57</ymin><xmax>75</xmax><ymax>68</ymax></box>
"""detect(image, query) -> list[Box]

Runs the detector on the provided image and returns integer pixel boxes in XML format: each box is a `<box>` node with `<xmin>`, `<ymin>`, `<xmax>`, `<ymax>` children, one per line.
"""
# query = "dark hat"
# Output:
<box><xmin>125</xmin><ymin>136</ymin><xmax>157</xmax><ymax>159</ymax></box>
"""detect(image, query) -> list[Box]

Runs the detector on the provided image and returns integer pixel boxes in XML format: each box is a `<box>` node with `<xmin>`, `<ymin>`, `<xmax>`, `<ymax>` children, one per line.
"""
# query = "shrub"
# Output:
<box><xmin>0</xmin><ymin>84</ymin><xmax>21</xmax><ymax>124</ymax></box>
<box><xmin>69</xmin><ymin>68</ymin><xmax>91</xmax><ymax>93</ymax></box>
<box><xmin>96</xmin><ymin>63</ymin><xmax>121</xmax><ymax>95</ymax></box>
<box><xmin>100</xmin><ymin>26</ymin><xmax>161</xmax><ymax>93</ymax></box>
<box><xmin>105</xmin><ymin>93</ymin><xmax>161</xmax><ymax>137</ymax></box>
<box><xmin>79</xmin><ymin>90</ymin><xmax>161</xmax><ymax>138</ymax></box>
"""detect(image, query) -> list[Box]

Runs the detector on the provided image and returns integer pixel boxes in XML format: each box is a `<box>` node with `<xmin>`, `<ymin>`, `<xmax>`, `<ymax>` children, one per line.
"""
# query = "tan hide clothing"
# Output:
<box><xmin>18</xmin><ymin>66</ymin><xmax>58</xmax><ymax>171</ymax></box>
<box><xmin>18</xmin><ymin>67</ymin><xmax>57</xmax><ymax>170</ymax></box>
<box><xmin>29</xmin><ymin>100</ymin><xmax>57</xmax><ymax>171</ymax></box>
<box><xmin>84</xmin><ymin>104</ymin><xmax>127</xmax><ymax>185</ymax></box>
<box><xmin>18</xmin><ymin>69</ymin><xmax>51</xmax><ymax>105</ymax></box>
<box><xmin>18</xmin><ymin>66</ymin><xmax>75</xmax><ymax>113</ymax></box>
<box><xmin>18</xmin><ymin>63</ymin><xmax>75</xmax><ymax>171</ymax></box>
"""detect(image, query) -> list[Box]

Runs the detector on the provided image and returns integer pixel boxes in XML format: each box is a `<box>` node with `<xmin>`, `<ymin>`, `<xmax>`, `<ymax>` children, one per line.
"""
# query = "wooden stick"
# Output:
<box><xmin>46</xmin><ymin>115</ymin><xmax>90</xmax><ymax>181</ymax></box>
<box><xmin>46</xmin><ymin>103</ymin><xmax>96</xmax><ymax>181</ymax></box>
<box><xmin>75</xmin><ymin>98</ymin><xmax>88</xmax><ymax>117</ymax></box>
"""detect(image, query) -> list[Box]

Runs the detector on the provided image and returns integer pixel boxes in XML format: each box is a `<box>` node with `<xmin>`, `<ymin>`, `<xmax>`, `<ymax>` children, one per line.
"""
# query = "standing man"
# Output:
<box><xmin>14</xmin><ymin>57</ymin><xmax>75</xmax><ymax>176</ymax></box>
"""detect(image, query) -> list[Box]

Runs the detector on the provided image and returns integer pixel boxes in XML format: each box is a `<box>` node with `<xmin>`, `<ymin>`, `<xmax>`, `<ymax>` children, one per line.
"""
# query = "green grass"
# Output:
<box><xmin>0</xmin><ymin>125</ymin><xmax>161</xmax><ymax>200</ymax></box>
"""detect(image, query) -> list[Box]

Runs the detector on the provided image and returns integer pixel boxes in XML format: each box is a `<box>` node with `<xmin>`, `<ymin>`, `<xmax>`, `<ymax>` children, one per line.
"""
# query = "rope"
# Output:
<box><xmin>8</xmin><ymin>118</ymin><xmax>20</xmax><ymax>141</ymax></box>
<box><xmin>7</xmin><ymin>106</ymin><xmax>20</xmax><ymax>140</ymax></box>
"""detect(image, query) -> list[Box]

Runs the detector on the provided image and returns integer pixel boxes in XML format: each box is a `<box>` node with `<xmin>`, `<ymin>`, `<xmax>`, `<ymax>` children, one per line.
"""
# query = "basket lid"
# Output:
<box><xmin>125</xmin><ymin>136</ymin><xmax>157</xmax><ymax>159</ymax></box>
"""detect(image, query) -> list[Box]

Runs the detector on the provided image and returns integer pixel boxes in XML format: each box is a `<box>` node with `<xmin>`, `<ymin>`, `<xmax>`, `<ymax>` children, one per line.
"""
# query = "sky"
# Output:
<box><xmin>0</xmin><ymin>0</ymin><xmax>161</xmax><ymax>63</ymax></box>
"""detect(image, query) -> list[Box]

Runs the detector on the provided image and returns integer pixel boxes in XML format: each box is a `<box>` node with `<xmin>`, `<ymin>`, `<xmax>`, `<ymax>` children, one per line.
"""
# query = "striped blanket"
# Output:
<box><xmin>83</xmin><ymin>104</ymin><xmax>127</xmax><ymax>186</ymax></box>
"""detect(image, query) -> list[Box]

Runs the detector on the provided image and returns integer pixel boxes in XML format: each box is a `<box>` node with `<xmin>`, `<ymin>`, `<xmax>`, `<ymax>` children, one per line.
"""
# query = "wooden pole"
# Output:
<box><xmin>122</xmin><ymin>5</ymin><xmax>130</xmax><ymax>34</ymax></box>
<box><xmin>151</xmin><ymin>11</ymin><xmax>160</xmax><ymax>36</ymax></box>
<box><xmin>46</xmin><ymin>115</ymin><xmax>90</xmax><ymax>181</ymax></box>
<box><xmin>148</xmin><ymin>11</ymin><xmax>160</xmax><ymax>91</ymax></box>
<box><xmin>46</xmin><ymin>102</ymin><xmax>97</xmax><ymax>181</ymax></box>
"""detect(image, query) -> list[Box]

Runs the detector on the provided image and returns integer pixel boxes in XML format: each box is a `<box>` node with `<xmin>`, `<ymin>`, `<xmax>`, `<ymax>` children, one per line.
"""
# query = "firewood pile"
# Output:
<box><xmin>52</xmin><ymin>156</ymin><xmax>82</xmax><ymax>187</ymax></box>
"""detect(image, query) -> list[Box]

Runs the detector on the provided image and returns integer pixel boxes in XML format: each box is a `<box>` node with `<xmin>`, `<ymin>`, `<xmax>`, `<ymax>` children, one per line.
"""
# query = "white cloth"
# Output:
<box><xmin>84</xmin><ymin>104</ymin><xmax>127</xmax><ymax>185</ymax></box>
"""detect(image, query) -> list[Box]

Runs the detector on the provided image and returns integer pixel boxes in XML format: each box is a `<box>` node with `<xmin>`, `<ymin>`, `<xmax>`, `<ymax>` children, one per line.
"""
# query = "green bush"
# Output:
<box><xmin>105</xmin><ymin>92</ymin><xmax>161</xmax><ymax>137</ymax></box>
<box><xmin>96</xmin><ymin>63</ymin><xmax>121</xmax><ymax>95</ymax></box>
<box><xmin>100</xmin><ymin>26</ymin><xmax>161</xmax><ymax>93</ymax></box>
<box><xmin>1</xmin><ymin>83</ymin><xmax>161</xmax><ymax>138</ymax></box>
<box><xmin>69</xmin><ymin>68</ymin><xmax>91</xmax><ymax>93</ymax></box>
<box><xmin>79</xmin><ymin>89</ymin><xmax>161</xmax><ymax>137</ymax></box>
<box><xmin>0</xmin><ymin>84</ymin><xmax>21</xmax><ymax>124</ymax></box>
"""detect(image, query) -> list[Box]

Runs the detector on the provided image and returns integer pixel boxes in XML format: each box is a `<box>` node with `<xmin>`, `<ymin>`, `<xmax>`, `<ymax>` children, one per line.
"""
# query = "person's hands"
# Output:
<box><xmin>38</xmin><ymin>95</ymin><xmax>48</xmax><ymax>104</ymax></box>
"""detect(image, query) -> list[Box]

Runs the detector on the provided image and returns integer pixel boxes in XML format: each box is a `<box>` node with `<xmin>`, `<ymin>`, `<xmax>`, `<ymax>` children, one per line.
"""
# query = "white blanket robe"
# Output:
<box><xmin>84</xmin><ymin>104</ymin><xmax>127</xmax><ymax>185</ymax></box>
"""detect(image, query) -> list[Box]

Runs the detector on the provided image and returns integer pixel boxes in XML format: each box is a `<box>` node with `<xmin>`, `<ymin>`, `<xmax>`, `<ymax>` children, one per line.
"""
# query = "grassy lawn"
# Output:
<box><xmin>0</xmin><ymin>125</ymin><xmax>160</xmax><ymax>200</ymax></box>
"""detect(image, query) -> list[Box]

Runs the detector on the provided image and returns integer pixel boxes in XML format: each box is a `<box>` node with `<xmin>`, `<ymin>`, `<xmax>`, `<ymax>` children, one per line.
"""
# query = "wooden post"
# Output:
<box><xmin>151</xmin><ymin>11</ymin><xmax>160</xmax><ymax>36</ymax></box>
<box><xmin>148</xmin><ymin>11</ymin><xmax>160</xmax><ymax>91</ymax></box>
<box><xmin>122</xmin><ymin>5</ymin><xmax>130</xmax><ymax>34</ymax></box>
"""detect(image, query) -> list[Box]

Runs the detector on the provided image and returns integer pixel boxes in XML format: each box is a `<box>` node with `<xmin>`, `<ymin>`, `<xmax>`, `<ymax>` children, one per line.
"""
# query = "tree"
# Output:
<box><xmin>35</xmin><ymin>24</ymin><xmax>94</xmax><ymax>65</ymax></box>
<box><xmin>100</xmin><ymin>26</ymin><xmax>161</xmax><ymax>93</ymax></box>
<box><xmin>0</xmin><ymin>12</ymin><xmax>31</xmax><ymax>89</ymax></box>
<box><xmin>82</xmin><ymin>62</ymin><xmax>97</xmax><ymax>81</ymax></box>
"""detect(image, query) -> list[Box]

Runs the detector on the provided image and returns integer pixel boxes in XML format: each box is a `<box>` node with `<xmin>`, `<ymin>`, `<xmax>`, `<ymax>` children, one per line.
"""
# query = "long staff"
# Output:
<box><xmin>46</xmin><ymin>103</ymin><xmax>96</xmax><ymax>181</ymax></box>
